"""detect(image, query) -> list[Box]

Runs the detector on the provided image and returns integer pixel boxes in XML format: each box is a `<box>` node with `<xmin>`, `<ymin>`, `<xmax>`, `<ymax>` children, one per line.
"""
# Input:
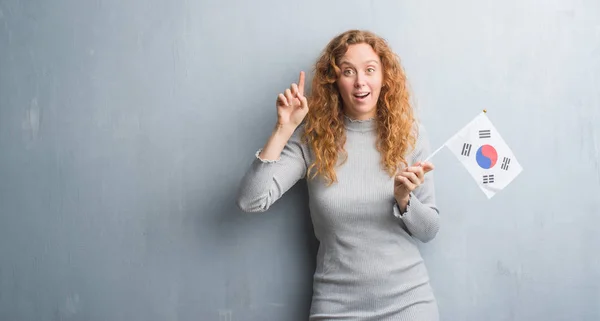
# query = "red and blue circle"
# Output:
<box><xmin>476</xmin><ymin>145</ymin><xmax>498</xmax><ymax>169</ymax></box>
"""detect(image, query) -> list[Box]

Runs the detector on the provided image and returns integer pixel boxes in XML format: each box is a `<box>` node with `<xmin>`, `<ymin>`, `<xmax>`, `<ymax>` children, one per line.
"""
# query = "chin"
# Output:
<box><xmin>347</xmin><ymin>104</ymin><xmax>377</xmax><ymax>119</ymax></box>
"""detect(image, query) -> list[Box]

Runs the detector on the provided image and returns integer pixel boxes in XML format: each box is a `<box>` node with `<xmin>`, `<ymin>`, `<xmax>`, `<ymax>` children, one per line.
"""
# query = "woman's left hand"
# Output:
<box><xmin>394</xmin><ymin>161</ymin><xmax>434</xmax><ymax>205</ymax></box>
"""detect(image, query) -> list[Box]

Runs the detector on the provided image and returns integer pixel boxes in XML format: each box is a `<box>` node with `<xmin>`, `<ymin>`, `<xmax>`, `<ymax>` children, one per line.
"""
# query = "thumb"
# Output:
<box><xmin>419</xmin><ymin>161</ymin><xmax>434</xmax><ymax>173</ymax></box>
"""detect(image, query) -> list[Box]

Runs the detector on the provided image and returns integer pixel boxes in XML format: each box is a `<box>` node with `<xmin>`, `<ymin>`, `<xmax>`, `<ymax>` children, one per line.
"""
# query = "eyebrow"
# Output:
<box><xmin>339</xmin><ymin>59</ymin><xmax>380</xmax><ymax>66</ymax></box>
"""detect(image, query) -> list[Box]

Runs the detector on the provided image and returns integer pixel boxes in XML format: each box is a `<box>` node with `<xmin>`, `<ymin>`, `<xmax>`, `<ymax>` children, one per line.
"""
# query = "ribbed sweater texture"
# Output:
<box><xmin>237</xmin><ymin>116</ymin><xmax>441</xmax><ymax>320</ymax></box>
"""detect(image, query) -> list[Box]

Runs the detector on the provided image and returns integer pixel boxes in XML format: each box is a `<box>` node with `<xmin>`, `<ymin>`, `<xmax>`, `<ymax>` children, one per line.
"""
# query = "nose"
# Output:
<box><xmin>354</xmin><ymin>72</ymin><xmax>367</xmax><ymax>88</ymax></box>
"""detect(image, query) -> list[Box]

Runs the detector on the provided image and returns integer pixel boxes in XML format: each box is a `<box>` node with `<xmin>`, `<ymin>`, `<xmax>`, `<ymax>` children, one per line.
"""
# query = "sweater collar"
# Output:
<box><xmin>343</xmin><ymin>114</ymin><xmax>376</xmax><ymax>132</ymax></box>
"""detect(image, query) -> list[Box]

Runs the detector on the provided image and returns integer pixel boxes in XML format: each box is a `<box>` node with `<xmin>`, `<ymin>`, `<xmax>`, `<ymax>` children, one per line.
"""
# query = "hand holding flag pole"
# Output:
<box><xmin>419</xmin><ymin>109</ymin><xmax>522</xmax><ymax>199</ymax></box>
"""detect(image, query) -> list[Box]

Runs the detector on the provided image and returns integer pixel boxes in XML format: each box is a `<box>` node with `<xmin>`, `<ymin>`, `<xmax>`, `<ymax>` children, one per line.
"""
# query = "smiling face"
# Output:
<box><xmin>336</xmin><ymin>43</ymin><xmax>383</xmax><ymax>120</ymax></box>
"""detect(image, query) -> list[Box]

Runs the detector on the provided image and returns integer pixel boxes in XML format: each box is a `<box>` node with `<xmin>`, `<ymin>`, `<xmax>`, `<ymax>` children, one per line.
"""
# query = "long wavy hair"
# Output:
<box><xmin>303</xmin><ymin>29</ymin><xmax>417</xmax><ymax>185</ymax></box>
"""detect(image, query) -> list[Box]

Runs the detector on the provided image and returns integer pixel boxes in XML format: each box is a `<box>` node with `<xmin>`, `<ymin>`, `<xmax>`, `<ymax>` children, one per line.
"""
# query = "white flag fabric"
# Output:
<box><xmin>444</xmin><ymin>112</ymin><xmax>523</xmax><ymax>198</ymax></box>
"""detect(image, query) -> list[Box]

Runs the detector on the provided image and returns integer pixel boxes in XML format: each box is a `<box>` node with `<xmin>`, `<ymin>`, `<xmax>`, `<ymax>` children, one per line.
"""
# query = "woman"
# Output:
<box><xmin>236</xmin><ymin>29</ymin><xmax>440</xmax><ymax>321</ymax></box>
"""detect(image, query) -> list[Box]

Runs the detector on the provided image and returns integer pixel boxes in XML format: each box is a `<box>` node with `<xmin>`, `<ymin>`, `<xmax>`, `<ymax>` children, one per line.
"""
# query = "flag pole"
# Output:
<box><xmin>421</xmin><ymin>109</ymin><xmax>487</xmax><ymax>163</ymax></box>
<box><xmin>423</xmin><ymin>143</ymin><xmax>446</xmax><ymax>162</ymax></box>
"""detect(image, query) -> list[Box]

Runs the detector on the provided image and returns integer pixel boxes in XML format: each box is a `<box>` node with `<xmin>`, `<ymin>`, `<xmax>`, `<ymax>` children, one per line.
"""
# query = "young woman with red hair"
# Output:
<box><xmin>237</xmin><ymin>29</ymin><xmax>441</xmax><ymax>321</ymax></box>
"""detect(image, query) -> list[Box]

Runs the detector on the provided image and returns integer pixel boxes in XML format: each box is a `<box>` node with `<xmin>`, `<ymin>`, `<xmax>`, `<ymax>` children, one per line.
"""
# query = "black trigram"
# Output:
<box><xmin>501</xmin><ymin>157</ymin><xmax>511</xmax><ymax>170</ymax></box>
<box><xmin>483</xmin><ymin>174</ymin><xmax>494</xmax><ymax>184</ymax></box>
<box><xmin>461</xmin><ymin>143</ymin><xmax>472</xmax><ymax>156</ymax></box>
<box><xmin>479</xmin><ymin>129</ymin><xmax>491</xmax><ymax>139</ymax></box>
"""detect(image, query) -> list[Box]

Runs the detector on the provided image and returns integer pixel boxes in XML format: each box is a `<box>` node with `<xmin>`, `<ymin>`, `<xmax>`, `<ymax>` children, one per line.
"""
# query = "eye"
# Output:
<box><xmin>343</xmin><ymin>69</ymin><xmax>355</xmax><ymax>76</ymax></box>
<box><xmin>367</xmin><ymin>67</ymin><xmax>376</xmax><ymax>73</ymax></box>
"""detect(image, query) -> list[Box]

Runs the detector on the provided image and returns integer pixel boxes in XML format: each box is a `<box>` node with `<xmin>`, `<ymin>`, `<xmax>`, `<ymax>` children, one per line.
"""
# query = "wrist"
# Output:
<box><xmin>273</xmin><ymin>123</ymin><xmax>296</xmax><ymax>138</ymax></box>
<box><xmin>395</xmin><ymin>194</ymin><xmax>410</xmax><ymax>212</ymax></box>
<box><xmin>258</xmin><ymin>123</ymin><xmax>297</xmax><ymax>161</ymax></box>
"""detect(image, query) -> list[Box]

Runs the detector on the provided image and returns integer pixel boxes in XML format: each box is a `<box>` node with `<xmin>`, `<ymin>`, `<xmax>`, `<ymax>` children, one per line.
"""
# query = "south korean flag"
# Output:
<box><xmin>445</xmin><ymin>112</ymin><xmax>523</xmax><ymax>199</ymax></box>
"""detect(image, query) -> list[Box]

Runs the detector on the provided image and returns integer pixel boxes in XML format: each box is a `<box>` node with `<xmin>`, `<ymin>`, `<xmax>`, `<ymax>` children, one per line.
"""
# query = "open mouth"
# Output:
<box><xmin>353</xmin><ymin>93</ymin><xmax>370</xmax><ymax>99</ymax></box>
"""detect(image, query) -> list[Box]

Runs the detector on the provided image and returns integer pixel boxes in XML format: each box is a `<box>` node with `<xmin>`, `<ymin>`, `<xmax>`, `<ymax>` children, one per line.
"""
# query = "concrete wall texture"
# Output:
<box><xmin>1</xmin><ymin>0</ymin><xmax>599</xmax><ymax>320</ymax></box>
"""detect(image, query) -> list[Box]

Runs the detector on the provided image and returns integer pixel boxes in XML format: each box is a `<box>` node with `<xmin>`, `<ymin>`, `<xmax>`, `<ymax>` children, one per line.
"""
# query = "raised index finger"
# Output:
<box><xmin>298</xmin><ymin>71</ymin><xmax>305</xmax><ymax>95</ymax></box>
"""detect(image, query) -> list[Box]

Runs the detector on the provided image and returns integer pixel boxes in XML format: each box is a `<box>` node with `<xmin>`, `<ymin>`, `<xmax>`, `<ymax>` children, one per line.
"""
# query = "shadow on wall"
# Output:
<box><xmin>195</xmin><ymin>171</ymin><xmax>318</xmax><ymax>318</ymax></box>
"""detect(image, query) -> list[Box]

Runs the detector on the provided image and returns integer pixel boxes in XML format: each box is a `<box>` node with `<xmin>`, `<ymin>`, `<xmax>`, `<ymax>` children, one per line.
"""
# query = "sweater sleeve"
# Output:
<box><xmin>393</xmin><ymin>124</ymin><xmax>440</xmax><ymax>243</ymax></box>
<box><xmin>235</xmin><ymin>125</ymin><xmax>309</xmax><ymax>213</ymax></box>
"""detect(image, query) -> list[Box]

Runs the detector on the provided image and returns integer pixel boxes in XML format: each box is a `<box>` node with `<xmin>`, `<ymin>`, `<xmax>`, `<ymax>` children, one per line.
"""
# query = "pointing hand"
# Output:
<box><xmin>276</xmin><ymin>71</ymin><xmax>309</xmax><ymax>129</ymax></box>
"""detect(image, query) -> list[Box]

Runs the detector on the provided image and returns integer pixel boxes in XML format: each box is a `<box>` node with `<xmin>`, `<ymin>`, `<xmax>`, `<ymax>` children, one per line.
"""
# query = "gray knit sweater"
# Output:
<box><xmin>236</xmin><ymin>116</ymin><xmax>440</xmax><ymax>321</ymax></box>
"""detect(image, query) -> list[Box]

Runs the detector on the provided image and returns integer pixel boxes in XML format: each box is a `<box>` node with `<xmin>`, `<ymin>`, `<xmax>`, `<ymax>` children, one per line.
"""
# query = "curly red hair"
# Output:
<box><xmin>303</xmin><ymin>29</ymin><xmax>417</xmax><ymax>185</ymax></box>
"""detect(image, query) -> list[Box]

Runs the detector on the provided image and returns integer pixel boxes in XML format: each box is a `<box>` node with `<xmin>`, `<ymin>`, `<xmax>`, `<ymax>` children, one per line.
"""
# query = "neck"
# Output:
<box><xmin>343</xmin><ymin>114</ymin><xmax>376</xmax><ymax>132</ymax></box>
<box><xmin>342</xmin><ymin>107</ymin><xmax>377</xmax><ymax>121</ymax></box>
